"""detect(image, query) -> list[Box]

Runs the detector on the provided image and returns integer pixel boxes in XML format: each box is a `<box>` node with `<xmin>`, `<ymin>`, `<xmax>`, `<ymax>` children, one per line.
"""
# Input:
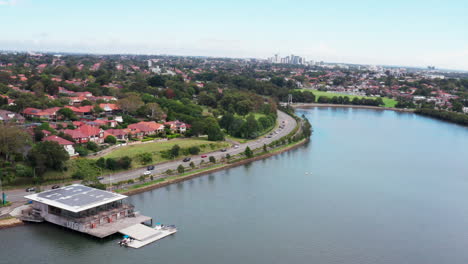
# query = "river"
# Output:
<box><xmin>1</xmin><ymin>107</ymin><xmax>467</xmax><ymax>264</ymax></box>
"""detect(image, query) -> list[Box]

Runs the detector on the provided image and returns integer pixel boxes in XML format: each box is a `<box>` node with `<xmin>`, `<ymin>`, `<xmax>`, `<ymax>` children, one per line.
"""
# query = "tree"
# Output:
<box><xmin>189</xmin><ymin>161</ymin><xmax>195</xmax><ymax>169</ymax></box>
<box><xmin>118</xmin><ymin>156</ymin><xmax>132</xmax><ymax>169</ymax></box>
<box><xmin>145</xmin><ymin>102</ymin><xmax>166</xmax><ymax>120</ymax></box>
<box><xmin>33</xmin><ymin>127</ymin><xmax>45</xmax><ymax>142</ymax></box>
<box><xmin>177</xmin><ymin>164</ymin><xmax>185</xmax><ymax>173</ymax></box>
<box><xmin>263</xmin><ymin>144</ymin><xmax>268</xmax><ymax>152</ymax></box>
<box><xmin>106</xmin><ymin>158</ymin><xmax>118</xmax><ymax>170</ymax></box>
<box><xmin>170</xmin><ymin>144</ymin><xmax>180</xmax><ymax>158</ymax></box>
<box><xmin>0</xmin><ymin>124</ymin><xmax>32</xmax><ymax>162</ymax></box>
<box><xmin>209</xmin><ymin>156</ymin><xmax>216</xmax><ymax>163</ymax></box>
<box><xmin>57</xmin><ymin>108</ymin><xmax>77</xmax><ymax>120</ymax></box>
<box><xmin>188</xmin><ymin>146</ymin><xmax>200</xmax><ymax>155</ymax></box>
<box><xmin>118</xmin><ymin>94</ymin><xmax>144</xmax><ymax>114</ymax></box>
<box><xmin>28</xmin><ymin>141</ymin><xmax>69</xmax><ymax>176</ymax></box>
<box><xmin>244</xmin><ymin>146</ymin><xmax>253</xmax><ymax>158</ymax></box>
<box><xmin>93</xmin><ymin>105</ymin><xmax>104</xmax><ymax>115</ymax></box>
<box><xmin>96</xmin><ymin>157</ymin><xmax>106</xmax><ymax>168</ymax></box>
<box><xmin>86</xmin><ymin>141</ymin><xmax>99</xmax><ymax>152</ymax></box>
<box><xmin>104</xmin><ymin>135</ymin><xmax>117</xmax><ymax>144</ymax></box>
<box><xmin>138</xmin><ymin>152</ymin><xmax>153</xmax><ymax>164</ymax></box>
<box><xmin>81</xmin><ymin>100</ymin><xmax>93</xmax><ymax>106</ymax></box>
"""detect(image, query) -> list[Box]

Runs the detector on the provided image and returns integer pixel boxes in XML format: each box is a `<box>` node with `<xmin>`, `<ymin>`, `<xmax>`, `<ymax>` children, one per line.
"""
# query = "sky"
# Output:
<box><xmin>1</xmin><ymin>0</ymin><xmax>468</xmax><ymax>70</ymax></box>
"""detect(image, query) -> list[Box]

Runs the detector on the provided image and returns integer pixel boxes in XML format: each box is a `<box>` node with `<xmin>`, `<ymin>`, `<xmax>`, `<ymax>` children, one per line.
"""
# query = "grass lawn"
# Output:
<box><xmin>38</xmin><ymin>138</ymin><xmax>229</xmax><ymax>184</ymax></box>
<box><xmin>96</xmin><ymin>138</ymin><xmax>229</xmax><ymax>164</ymax></box>
<box><xmin>300</xmin><ymin>89</ymin><xmax>397</xmax><ymax>108</ymax></box>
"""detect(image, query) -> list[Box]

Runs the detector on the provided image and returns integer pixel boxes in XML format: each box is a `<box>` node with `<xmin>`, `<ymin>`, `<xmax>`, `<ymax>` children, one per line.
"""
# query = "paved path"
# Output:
<box><xmin>2</xmin><ymin>110</ymin><xmax>297</xmax><ymax>208</ymax></box>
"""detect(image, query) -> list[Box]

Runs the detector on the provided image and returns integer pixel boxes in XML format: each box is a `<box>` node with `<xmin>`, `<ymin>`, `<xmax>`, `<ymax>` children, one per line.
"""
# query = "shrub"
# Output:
<box><xmin>139</xmin><ymin>175</ymin><xmax>146</xmax><ymax>182</ymax></box>
<box><xmin>166</xmin><ymin>169</ymin><xmax>173</xmax><ymax>175</ymax></box>
<box><xmin>86</xmin><ymin>141</ymin><xmax>99</xmax><ymax>152</ymax></box>
<box><xmin>209</xmin><ymin>156</ymin><xmax>216</xmax><ymax>163</ymax></box>
<box><xmin>127</xmin><ymin>179</ymin><xmax>134</xmax><ymax>184</ymax></box>
<box><xmin>138</xmin><ymin>152</ymin><xmax>153</xmax><ymax>164</ymax></box>
<box><xmin>177</xmin><ymin>165</ymin><xmax>185</xmax><ymax>173</ymax></box>
<box><xmin>106</xmin><ymin>158</ymin><xmax>118</xmax><ymax>170</ymax></box>
<box><xmin>189</xmin><ymin>161</ymin><xmax>195</xmax><ymax>169</ymax></box>
<box><xmin>96</xmin><ymin>157</ymin><xmax>106</xmax><ymax>168</ymax></box>
<box><xmin>244</xmin><ymin>146</ymin><xmax>253</xmax><ymax>158</ymax></box>
<box><xmin>75</xmin><ymin>146</ymin><xmax>89</xmax><ymax>157</ymax></box>
<box><xmin>188</xmin><ymin>146</ymin><xmax>200</xmax><ymax>155</ymax></box>
<box><xmin>225</xmin><ymin>153</ymin><xmax>231</xmax><ymax>159</ymax></box>
<box><xmin>150</xmin><ymin>175</ymin><xmax>154</xmax><ymax>181</ymax></box>
<box><xmin>104</xmin><ymin>135</ymin><xmax>117</xmax><ymax>144</ymax></box>
<box><xmin>72</xmin><ymin>171</ymin><xmax>85</xmax><ymax>179</ymax></box>
<box><xmin>118</xmin><ymin>156</ymin><xmax>132</xmax><ymax>169</ymax></box>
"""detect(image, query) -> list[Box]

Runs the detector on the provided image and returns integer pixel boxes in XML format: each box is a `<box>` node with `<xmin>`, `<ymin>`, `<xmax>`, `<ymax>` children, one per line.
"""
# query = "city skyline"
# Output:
<box><xmin>1</xmin><ymin>0</ymin><xmax>468</xmax><ymax>70</ymax></box>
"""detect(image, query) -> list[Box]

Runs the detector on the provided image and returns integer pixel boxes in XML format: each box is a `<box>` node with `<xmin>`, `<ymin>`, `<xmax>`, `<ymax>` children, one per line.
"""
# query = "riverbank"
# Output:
<box><xmin>292</xmin><ymin>103</ymin><xmax>415</xmax><ymax>112</ymax></box>
<box><xmin>0</xmin><ymin>217</ymin><xmax>23</xmax><ymax>229</ymax></box>
<box><xmin>118</xmin><ymin>137</ymin><xmax>309</xmax><ymax>196</ymax></box>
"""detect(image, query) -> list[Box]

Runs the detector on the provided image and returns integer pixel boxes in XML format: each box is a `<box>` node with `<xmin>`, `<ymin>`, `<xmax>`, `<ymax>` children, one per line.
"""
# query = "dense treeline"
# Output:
<box><xmin>415</xmin><ymin>108</ymin><xmax>468</xmax><ymax>126</ymax></box>
<box><xmin>317</xmin><ymin>95</ymin><xmax>384</xmax><ymax>106</ymax></box>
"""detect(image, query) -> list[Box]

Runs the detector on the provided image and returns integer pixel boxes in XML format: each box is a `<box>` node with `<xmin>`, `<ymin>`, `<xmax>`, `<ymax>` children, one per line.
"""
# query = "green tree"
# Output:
<box><xmin>209</xmin><ymin>156</ymin><xmax>216</xmax><ymax>163</ymax></box>
<box><xmin>96</xmin><ymin>157</ymin><xmax>106</xmax><ymax>168</ymax></box>
<box><xmin>189</xmin><ymin>161</ymin><xmax>195</xmax><ymax>169</ymax></box>
<box><xmin>244</xmin><ymin>146</ymin><xmax>253</xmax><ymax>158</ymax></box>
<box><xmin>170</xmin><ymin>144</ymin><xmax>180</xmax><ymax>158</ymax></box>
<box><xmin>138</xmin><ymin>152</ymin><xmax>153</xmax><ymax>164</ymax></box>
<box><xmin>57</xmin><ymin>108</ymin><xmax>77</xmax><ymax>120</ymax></box>
<box><xmin>104</xmin><ymin>135</ymin><xmax>117</xmax><ymax>144</ymax></box>
<box><xmin>28</xmin><ymin>141</ymin><xmax>69</xmax><ymax>176</ymax></box>
<box><xmin>0</xmin><ymin>124</ymin><xmax>32</xmax><ymax>162</ymax></box>
<box><xmin>177</xmin><ymin>164</ymin><xmax>185</xmax><ymax>173</ymax></box>
<box><xmin>188</xmin><ymin>146</ymin><xmax>200</xmax><ymax>155</ymax></box>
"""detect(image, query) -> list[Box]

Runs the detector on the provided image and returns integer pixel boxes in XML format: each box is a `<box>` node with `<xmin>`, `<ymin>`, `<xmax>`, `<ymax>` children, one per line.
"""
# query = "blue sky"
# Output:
<box><xmin>1</xmin><ymin>0</ymin><xmax>468</xmax><ymax>70</ymax></box>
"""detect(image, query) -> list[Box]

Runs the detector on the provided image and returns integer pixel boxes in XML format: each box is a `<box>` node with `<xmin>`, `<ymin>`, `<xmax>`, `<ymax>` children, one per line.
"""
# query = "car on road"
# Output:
<box><xmin>183</xmin><ymin>157</ymin><xmax>191</xmax><ymax>162</ymax></box>
<box><xmin>51</xmin><ymin>185</ymin><xmax>60</xmax><ymax>189</ymax></box>
<box><xmin>233</xmin><ymin>145</ymin><xmax>239</xmax><ymax>149</ymax></box>
<box><xmin>143</xmin><ymin>171</ymin><xmax>152</xmax><ymax>176</ymax></box>
<box><xmin>147</xmin><ymin>165</ymin><xmax>155</xmax><ymax>170</ymax></box>
<box><xmin>97</xmin><ymin>176</ymin><xmax>104</xmax><ymax>180</ymax></box>
<box><xmin>25</xmin><ymin>187</ymin><xmax>35</xmax><ymax>192</ymax></box>
<box><xmin>201</xmin><ymin>155</ymin><xmax>207</xmax><ymax>158</ymax></box>
<box><xmin>220</xmin><ymin>148</ymin><xmax>227</xmax><ymax>152</ymax></box>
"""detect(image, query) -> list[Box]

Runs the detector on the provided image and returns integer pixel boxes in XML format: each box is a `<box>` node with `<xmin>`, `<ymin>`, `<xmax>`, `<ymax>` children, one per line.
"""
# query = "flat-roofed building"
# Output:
<box><xmin>24</xmin><ymin>184</ymin><xmax>152</xmax><ymax>238</ymax></box>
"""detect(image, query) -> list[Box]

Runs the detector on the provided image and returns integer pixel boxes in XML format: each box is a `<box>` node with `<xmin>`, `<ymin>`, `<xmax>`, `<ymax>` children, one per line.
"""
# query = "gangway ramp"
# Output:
<box><xmin>119</xmin><ymin>224</ymin><xmax>177</xmax><ymax>248</ymax></box>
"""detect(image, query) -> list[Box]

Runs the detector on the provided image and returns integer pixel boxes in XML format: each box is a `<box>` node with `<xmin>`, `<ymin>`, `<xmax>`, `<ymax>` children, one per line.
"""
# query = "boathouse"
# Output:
<box><xmin>24</xmin><ymin>184</ymin><xmax>152</xmax><ymax>238</ymax></box>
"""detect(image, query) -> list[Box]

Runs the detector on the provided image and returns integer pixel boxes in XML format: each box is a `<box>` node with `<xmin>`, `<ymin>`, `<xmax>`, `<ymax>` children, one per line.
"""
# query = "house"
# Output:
<box><xmin>42</xmin><ymin>135</ymin><xmax>78</xmax><ymax>156</ymax></box>
<box><xmin>164</xmin><ymin>120</ymin><xmax>188</xmax><ymax>133</ymax></box>
<box><xmin>65</xmin><ymin>105</ymin><xmax>94</xmax><ymax>117</ymax></box>
<box><xmin>127</xmin><ymin>121</ymin><xmax>164</xmax><ymax>136</ymax></box>
<box><xmin>85</xmin><ymin>119</ymin><xmax>117</xmax><ymax>128</ymax></box>
<box><xmin>22</xmin><ymin>107</ymin><xmax>61</xmax><ymax>120</ymax></box>
<box><xmin>64</xmin><ymin>124</ymin><xmax>104</xmax><ymax>144</ymax></box>
<box><xmin>0</xmin><ymin>110</ymin><xmax>25</xmax><ymax>123</ymax></box>
<box><xmin>99</xmin><ymin>103</ymin><xmax>120</xmax><ymax>115</ymax></box>
<box><xmin>105</xmin><ymin>129</ymin><xmax>129</xmax><ymax>141</ymax></box>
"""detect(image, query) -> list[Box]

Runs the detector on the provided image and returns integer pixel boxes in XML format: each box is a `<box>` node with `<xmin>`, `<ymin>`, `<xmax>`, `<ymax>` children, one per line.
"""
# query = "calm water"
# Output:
<box><xmin>1</xmin><ymin>107</ymin><xmax>468</xmax><ymax>264</ymax></box>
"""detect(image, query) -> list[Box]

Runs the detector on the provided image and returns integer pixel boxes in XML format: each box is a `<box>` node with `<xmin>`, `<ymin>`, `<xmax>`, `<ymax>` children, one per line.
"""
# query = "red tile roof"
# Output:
<box><xmin>43</xmin><ymin>135</ymin><xmax>74</xmax><ymax>145</ymax></box>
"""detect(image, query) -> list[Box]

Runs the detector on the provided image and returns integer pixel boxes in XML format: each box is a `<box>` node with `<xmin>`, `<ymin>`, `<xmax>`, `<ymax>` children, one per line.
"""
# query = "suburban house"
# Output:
<box><xmin>85</xmin><ymin>119</ymin><xmax>117</xmax><ymax>128</ymax></box>
<box><xmin>99</xmin><ymin>103</ymin><xmax>120</xmax><ymax>115</ymax></box>
<box><xmin>127</xmin><ymin>121</ymin><xmax>164</xmax><ymax>136</ymax></box>
<box><xmin>105</xmin><ymin>129</ymin><xmax>129</xmax><ymax>141</ymax></box>
<box><xmin>22</xmin><ymin>107</ymin><xmax>61</xmax><ymax>120</ymax></box>
<box><xmin>0</xmin><ymin>110</ymin><xmax>25</xmax><ymax>123</ymax></box>
<box><xmin>42</xmin><ymin>135</ymin><xmax>78</xmax><ymax>157</ymax></box>
<box><xmin>164</xmin><ymin>120</ymin><xmax>188</xmax><ymax>133</ymax></box>
<box><xmin>65</xmin><ymin>105</ymin><xmax>94</xmax><ymax>117</ymax></box>
<box><xmin>64</xmin><ymin>124</ymin><xmax>104</xmax><ymax>144</ymax></box>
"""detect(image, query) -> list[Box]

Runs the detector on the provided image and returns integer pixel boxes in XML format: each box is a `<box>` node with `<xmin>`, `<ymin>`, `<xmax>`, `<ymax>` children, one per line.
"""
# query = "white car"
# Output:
<box><xmin>143</xmin><ymin>171</ymin><xmax>152</xmax><ymax>176</ymax></box>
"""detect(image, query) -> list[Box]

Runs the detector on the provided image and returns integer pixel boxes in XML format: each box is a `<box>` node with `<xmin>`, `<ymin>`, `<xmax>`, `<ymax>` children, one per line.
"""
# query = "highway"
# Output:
<box><xmin>3</xmin><ymin>111</ymin><xmax>297</xmax><ymax>205</ymax></box>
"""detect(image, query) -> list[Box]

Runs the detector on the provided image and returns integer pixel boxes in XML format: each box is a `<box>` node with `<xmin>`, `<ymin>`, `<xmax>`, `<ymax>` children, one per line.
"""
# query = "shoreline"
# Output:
<box><xmin>120</xmin><ymin>138</ymin><xmax>308</xmax><ymax>196</ymax></box>
<box><xmin>292</xmin><ymin>103</ymin><xmax>415</xmax><ymax>112</ymax></box>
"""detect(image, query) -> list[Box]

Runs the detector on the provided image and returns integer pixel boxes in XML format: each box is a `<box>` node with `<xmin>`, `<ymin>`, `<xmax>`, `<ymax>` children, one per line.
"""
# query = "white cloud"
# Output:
<box><xmin>0</xmin><ymin>0</ymin><xmax>17</xmax><ymax>6</ymax></box>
